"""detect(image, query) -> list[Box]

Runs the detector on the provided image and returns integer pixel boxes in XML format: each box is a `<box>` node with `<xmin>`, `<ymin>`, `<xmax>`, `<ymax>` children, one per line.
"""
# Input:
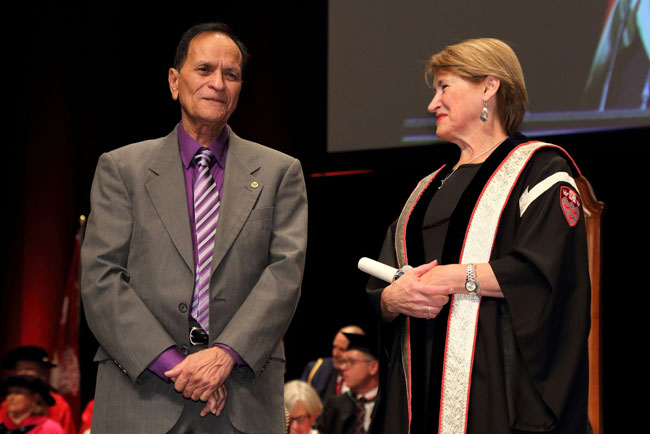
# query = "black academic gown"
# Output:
<box><xmin>316</xmin><ymin>392</ymin><xmax>377</xmax><ymax>434</ymax></box>
<box><xmin>367</xmin><ymin>133</ymin><xmax>591</xmax><ymax>434</ymax></box>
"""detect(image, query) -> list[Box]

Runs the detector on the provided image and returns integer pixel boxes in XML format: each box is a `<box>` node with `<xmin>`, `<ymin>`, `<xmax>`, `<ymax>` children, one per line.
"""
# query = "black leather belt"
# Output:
<box><xmin>189</xmin><ymin>326</ymin><xmax>209</xmax><ymax>346</ymax></box>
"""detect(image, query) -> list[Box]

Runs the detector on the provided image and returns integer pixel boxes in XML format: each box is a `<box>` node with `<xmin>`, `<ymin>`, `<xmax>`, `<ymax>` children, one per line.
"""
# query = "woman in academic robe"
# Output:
<box><xmin>367</xmin><ymin>38</ymin><xmax>590</xmax><ymax>434</ymax></box>
<box><xmin>0</xmin><ymin>376</ymin><xmax>64</xmax><ymax>434</ymax></box>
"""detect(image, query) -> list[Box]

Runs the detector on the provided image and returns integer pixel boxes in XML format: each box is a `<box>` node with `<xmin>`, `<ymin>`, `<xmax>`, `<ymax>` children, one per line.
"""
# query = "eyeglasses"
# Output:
<box><xmin>289</xmin><ymin>414</ymin><xmax>313</xmax><ymax>425</ymax></box>
<box><xmin>339</xmin><ymin>358</ymin><xmax>372</xmax><ymax>368</ymax></box>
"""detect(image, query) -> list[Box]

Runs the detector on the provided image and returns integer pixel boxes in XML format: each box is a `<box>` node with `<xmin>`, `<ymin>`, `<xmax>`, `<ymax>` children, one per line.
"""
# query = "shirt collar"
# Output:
<box><xmin>358</xmin><ymin>386</ymin><xmax>378</xmax><ymax>401</ymax></box>
<box><xmin>178</xmin><ymin>121</ymin><xmax>229</xmax><ymax>169</ymax></box>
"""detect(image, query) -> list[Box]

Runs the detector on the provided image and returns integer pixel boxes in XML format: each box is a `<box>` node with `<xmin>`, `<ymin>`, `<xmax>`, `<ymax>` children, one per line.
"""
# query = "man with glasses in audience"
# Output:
<box><xmin>315</xmin><ymin>333</ymin><xmax>378</xmax><ymax>434</ymax></box>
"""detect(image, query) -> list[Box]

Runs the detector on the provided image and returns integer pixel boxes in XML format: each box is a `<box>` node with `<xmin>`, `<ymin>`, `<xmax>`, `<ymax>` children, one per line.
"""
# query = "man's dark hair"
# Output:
<box><xmin>174</xmin><ymin>22</ymin><xmax>250</xmax><ymax>72</ymax></box>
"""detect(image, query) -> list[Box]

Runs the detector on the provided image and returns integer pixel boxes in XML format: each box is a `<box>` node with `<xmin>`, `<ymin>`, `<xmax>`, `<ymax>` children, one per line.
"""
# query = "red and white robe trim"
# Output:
<box><xmin>394</xmin><ymin>167</ymin><xmax>444</xmax><ymax>433</ymax></box>
<box><xmin>438</xmin><ymin>140</ymin><xmax>563</xmax><ymax>434</ymax></box>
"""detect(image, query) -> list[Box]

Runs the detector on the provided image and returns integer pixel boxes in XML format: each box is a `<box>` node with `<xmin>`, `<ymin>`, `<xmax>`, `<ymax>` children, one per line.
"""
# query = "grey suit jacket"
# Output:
<box><xmin>80</xmin><ymin>127</ymin><xmax>307</xmax><ymax>433</ymax></box>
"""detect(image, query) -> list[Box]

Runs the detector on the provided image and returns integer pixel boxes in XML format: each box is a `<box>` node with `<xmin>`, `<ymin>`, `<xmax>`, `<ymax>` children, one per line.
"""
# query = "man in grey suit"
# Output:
<box><xmin>80</xmin><ymin>22</ymin><xmax>307</xmax><ymax>433</ymax></box>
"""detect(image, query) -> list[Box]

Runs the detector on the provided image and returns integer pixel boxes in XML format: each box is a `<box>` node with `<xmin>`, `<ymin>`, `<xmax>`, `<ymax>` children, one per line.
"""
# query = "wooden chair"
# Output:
<box><xmin>575</xmin><ymin>176</ymin><xmax>605</xmax><ymax>434</ymax></box>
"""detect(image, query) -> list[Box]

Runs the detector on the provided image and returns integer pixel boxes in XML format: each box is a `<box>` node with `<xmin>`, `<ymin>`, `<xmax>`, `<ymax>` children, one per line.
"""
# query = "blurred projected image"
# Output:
<box><xmin>582</xmin><ymin>0</ymin><xmax>650</xmax><ymax>110</ymax></box>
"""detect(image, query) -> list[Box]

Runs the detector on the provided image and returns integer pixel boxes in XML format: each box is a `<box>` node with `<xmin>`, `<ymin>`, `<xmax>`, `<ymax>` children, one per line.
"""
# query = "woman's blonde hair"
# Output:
<box><xmin>426</xmin><ymin>38</ymin><xmax>528</xmax><ymax>134</ymax></box>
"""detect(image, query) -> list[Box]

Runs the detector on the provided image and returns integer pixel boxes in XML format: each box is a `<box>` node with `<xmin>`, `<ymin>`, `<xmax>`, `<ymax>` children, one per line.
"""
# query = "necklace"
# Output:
<box><xmin>438</xmin><ymin>138</ymin><xmax>506</xmax><ymax>189</ymax></box>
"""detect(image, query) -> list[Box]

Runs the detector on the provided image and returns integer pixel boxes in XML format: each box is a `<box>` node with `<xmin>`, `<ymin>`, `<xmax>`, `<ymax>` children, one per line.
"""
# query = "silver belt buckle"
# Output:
<box><xmin>189</xmin><ymin>326</ymin><xmax>208</xmax><ymax>346</ymax></box>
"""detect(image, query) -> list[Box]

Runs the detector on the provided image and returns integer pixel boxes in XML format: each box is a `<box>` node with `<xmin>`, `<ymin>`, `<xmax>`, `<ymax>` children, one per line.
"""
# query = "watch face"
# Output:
<box><xmin>466</xmin><ymin>281</ymin><xmax>477</xmax><ymax>292</ymax></box>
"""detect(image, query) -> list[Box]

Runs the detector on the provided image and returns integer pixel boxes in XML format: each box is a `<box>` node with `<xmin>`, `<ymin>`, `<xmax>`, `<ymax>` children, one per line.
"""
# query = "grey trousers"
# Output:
<box><xmin>167</xmin><ymin>398</ymin><xmax>244</xmax><ymax>434</ymax></box>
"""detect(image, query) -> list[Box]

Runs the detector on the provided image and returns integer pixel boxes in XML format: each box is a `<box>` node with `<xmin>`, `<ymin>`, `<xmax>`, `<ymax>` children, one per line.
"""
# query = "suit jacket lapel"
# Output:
<box><xmin>210</xmin><ymin>131</ymin><xmax>262</xmax><ymax>278</ymax></box>
<box><xmin>145</xmin><ymin>128</ymin><xmax>194</xmax><ymax>271</ymax></box>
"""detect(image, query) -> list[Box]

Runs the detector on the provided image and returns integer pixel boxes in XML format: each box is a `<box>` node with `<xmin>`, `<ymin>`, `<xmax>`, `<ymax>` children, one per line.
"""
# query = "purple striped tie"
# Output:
<box><xmin>191</xmin><ymin>148</ymin><xmax>220</xmax><ymax>332</ymax></box>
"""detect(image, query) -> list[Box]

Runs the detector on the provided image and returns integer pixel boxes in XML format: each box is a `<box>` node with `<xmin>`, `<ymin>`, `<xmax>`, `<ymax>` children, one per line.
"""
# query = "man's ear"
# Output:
<box><xmin>168</xmin><ymin>68</ymin><xmax>180</xmax><ymax>100</ymax></box>
<box><xmin>369</xmin><ymin>360</ymin><xmax>379</xmax><ymax>376</ymax></box>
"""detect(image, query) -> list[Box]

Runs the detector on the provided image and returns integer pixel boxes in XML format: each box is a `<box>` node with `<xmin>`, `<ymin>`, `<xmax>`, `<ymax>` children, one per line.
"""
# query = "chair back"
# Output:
<box><xmin>576</xmin><ymin>175</ymin><xmax>605</xmax><ymax>434</ymax></box>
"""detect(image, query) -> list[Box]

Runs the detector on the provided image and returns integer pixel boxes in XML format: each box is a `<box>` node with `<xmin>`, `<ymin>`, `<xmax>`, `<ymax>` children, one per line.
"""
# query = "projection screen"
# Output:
<box><xmin>328</xmin><ymin>0</ymin><xmax>650</xmax><ymax>152</ymax></box>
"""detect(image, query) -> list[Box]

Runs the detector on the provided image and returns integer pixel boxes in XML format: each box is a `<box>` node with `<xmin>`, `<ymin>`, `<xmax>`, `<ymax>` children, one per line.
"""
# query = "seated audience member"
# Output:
<box><xmin>1</xmin><ymin>346</ymin><xmax>75</xmax><ymax>434</ymax></box>
<box><xmin>78</xmin><ymin>400</ymin><xmax>93</xmax><ymax>434</ymax></box>
<box><xmin>0</xmin><ymin>375</ymin><xmax>64</xmax><ymax>433</ymax></box>
<box><xmin>301</xmin><ymin>326</ymin><xmax>365</xmax><ymax>404</ymax></box>
<box><xmin>284</xmin><ymin>381</ymin><xmax>323</xmax><ymax>434</ymax></box>
<box><xmin>315</xmin><ymin>333</ymin><xmax>378</xmax><ymax>434</ymax></box>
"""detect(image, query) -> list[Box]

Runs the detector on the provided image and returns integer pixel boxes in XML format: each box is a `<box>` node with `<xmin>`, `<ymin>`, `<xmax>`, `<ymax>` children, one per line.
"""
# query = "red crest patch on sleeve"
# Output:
<box><xmin>560</xmin><ymin>186</ymin><xmax>581</xmax><ymax>227</ymax></box>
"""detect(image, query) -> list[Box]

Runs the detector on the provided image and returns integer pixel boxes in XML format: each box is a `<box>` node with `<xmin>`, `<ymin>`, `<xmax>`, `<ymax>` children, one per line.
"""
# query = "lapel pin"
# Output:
<box><xmin>251</xmin><ymin>181</ymin><xmax>259</xmax><ymax>189</ymax></box>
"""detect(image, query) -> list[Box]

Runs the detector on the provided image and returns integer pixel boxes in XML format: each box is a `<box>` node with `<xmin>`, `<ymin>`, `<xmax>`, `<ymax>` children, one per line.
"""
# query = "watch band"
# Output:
<box><xmin>465</xmin><ymin>263</ymin><xmax>480</xmax><ymax>297</ymax></box>
<box><xmin>393</xmin><ymin>265</ymin><xmax>413</xmax><ymax>282</ymax></box>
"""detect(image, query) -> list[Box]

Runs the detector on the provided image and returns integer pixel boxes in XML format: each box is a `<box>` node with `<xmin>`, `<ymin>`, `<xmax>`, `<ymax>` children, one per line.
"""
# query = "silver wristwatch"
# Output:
<box><xmin>465</xmin><ymin>263</ymin><xmax>480</xmax><ymax>297</ymax></box>
<box><xmin>393</xmin><ymin>265</ymin><xmax>413</xmax><ymax>282</ymax></box>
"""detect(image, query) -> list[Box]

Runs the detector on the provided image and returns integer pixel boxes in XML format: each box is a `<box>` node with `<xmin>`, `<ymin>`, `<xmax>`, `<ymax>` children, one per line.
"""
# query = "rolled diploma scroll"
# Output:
<box><xmin>358</xmin><ymin>257</ymin><xmax>399</xmax><ymax>283</ymax></box>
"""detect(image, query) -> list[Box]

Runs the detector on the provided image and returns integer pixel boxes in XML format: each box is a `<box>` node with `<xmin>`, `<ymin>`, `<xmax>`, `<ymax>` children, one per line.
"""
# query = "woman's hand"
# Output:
<box><xmin>420</xmin><ymin>262</ymin><xmax>504</xmax><ymax>298</ymax></box>
<box><xmin>380</xmin><ymin>260</ymin><xmax>451</xmax><ymax>321</ymax></box>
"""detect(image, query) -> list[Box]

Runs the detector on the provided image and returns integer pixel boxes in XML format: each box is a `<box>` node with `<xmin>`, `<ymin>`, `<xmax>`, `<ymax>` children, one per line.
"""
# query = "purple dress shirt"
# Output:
<box><xmin>148</xmin><ymin>122</ymin><xmax>245</xmax><ymax>381</ymax></box>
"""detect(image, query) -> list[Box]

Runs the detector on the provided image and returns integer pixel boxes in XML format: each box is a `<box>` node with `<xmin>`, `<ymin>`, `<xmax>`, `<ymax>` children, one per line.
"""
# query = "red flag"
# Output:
<box><xmin>50</xmin><ymin>216</ymin><xmax>85</xmax><ymax>425</ymax></box>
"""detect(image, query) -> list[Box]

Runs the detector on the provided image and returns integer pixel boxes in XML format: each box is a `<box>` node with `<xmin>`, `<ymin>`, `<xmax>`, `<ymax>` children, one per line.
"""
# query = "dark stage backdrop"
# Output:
<box><xmin>1</xmin><ymin>3</ymin><xmax>645</xmax><ymax>432</ymax></box>
<box><xmin>328</xmin><ymin>0</ymin><xmax>650</xmax><ymax>152</ymax></box>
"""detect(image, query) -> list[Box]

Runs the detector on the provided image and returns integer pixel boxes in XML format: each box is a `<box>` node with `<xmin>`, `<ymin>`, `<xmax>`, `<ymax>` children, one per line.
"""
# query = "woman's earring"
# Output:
<box><xmin>480</xmin><ymin>101</ymin><xmax>489</xmax><ymax>122</ymax></box>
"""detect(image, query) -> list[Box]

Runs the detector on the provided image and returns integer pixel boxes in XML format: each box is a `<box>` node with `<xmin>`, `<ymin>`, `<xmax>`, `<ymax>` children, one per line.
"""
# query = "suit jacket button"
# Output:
<box><xmin>178</xmin><ymin>303</ymin><xmax>188</xmax><ymax>313</ymax></box>
<box><xmin>180</xmin><ymin>345</ymin><xmax>190</xmax><ymax>355</ymax></box>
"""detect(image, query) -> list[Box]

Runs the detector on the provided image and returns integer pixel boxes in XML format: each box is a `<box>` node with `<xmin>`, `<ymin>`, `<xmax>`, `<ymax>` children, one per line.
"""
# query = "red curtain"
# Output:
<box><xmin>50</xmin><ymin>222</ymin><xmax>84</xmax><ymax>424</ymax></box>
<box><xmin>1</xmin><ymin>85</ymin><xmax>76</xmax><ymax>375</ymax></box>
